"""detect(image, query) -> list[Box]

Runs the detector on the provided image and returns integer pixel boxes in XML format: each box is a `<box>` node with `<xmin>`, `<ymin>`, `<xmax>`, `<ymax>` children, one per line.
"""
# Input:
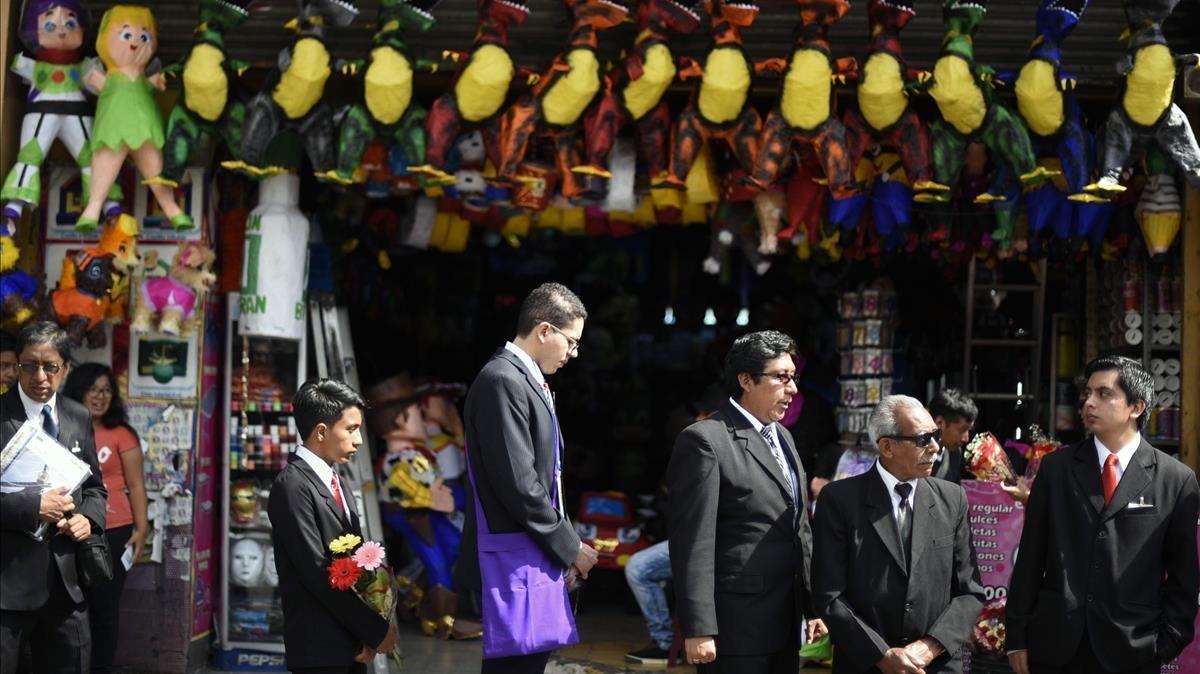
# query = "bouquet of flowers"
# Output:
<box><xmin>326</xmin><ymin>533</ymin><xmax>402</xmax><ymax>667</ymax></box>
<box><xmin>963</xmin><ymin>432</ymin><xmax>1017</xmax><ymax>484</ymax></box>
<box><xmin>1022</xmin><ymin>425</ymin><xmax>1062</xmax><ymax>483</ymax></box>
<box><xmin>971</xmin><ymin>597</ymin><xmax>1008</xmax><ymax>655</ymax></box>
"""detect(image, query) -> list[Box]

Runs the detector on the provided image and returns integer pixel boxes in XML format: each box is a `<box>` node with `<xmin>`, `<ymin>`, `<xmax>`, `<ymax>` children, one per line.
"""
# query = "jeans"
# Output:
<box><xmin>624</xmin><ymin>540</ymin><xmax>672</xmax><ymax>651</ymax></box>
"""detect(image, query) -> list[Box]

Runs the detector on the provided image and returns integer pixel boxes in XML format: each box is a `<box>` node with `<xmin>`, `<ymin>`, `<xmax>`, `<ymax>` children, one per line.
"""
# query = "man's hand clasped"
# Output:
<box><xmin>685</xmin><ymin>636</ymin><xmax>716</xmax><ymax>665</ymax></box>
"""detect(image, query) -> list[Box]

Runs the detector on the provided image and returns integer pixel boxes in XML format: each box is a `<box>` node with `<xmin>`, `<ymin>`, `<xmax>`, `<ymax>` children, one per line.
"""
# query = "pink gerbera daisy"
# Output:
<box><xmin>351</xmin><ymin>540</ymin><xmax>386</xmax><ymax>571</ymax></box>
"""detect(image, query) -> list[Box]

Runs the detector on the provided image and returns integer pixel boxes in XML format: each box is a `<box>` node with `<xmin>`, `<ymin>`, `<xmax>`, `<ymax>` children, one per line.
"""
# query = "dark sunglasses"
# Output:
<box><xmin>18</xmin><ymin>361</ymin><xmax>63</xmax><ymax>375</ymax></box>
<box><xmin>883</xmin><ymin>428</ymin><xmax>942</xmax><ymax>448</ymax></box>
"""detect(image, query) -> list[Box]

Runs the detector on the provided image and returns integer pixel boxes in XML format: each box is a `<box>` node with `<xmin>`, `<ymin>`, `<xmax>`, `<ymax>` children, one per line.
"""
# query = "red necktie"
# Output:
<box><xmin>1102</xmin><ymin>454</ymin><xmax>1120</xmax><ymax>506</ymax></box>
<box><xmin>330</xmin><ymin>475</ymin><xmax>345</xmax><ymax>511</ymax></box>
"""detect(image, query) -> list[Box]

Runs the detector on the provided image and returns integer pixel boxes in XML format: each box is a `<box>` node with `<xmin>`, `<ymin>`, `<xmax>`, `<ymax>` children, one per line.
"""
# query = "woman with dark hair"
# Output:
<box><xmin>62</xmin><ymin>362</ymin><xmax>148</xmax><ymax>674</ymax></box>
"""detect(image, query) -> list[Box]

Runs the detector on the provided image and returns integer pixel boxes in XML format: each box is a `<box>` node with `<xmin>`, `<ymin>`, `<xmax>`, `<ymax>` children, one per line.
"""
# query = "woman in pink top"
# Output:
<box><xmin>63</xmin><ymin>363</ymin><xmax>148</xmax><ymax>674</ymax></box>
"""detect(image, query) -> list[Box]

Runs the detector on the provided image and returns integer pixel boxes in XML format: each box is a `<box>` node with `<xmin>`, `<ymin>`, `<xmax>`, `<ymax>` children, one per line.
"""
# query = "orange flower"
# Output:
<box><xmin>328</xmin><ymin>556</ymin><xmax>363</xmax><ymax>591</ymax></box>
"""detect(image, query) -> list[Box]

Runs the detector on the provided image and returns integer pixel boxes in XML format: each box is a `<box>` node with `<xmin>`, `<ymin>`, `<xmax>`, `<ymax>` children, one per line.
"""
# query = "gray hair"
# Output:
<box><xmin>868</xmin><ymin>395</ymin><xmax>928</xmax><ymax>446</ymax></box>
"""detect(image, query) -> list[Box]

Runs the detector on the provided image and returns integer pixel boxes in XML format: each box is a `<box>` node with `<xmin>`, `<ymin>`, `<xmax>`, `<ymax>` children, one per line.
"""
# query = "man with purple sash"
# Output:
<box><xmin>459</xmin><ymin>283</ymin><xmax>599</xmax><ymax>674</ymax></box>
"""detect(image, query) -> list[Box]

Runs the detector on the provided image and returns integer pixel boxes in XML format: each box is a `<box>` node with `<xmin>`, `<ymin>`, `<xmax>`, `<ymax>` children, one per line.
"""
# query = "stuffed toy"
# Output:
<box><xmin>703</xmin><ymin>200</ymin><xmax>771</xmax><ymax>276</ymax></box>
<box><xmin>494</xmin><ymin>0</ymin><xmax>630</xmax><ymax>202</ymax></box>
<box><xmin>223</xmin><ymin>0</ymin><xmax>359</xmax><ymax>178</ymax></box>
<box><xmin>50</xmin><ymin>247</ymin><xmax>115</xmax><ymax>347</ymax></box>
<box><xmin>750</xmin><ymin>0</ymin><xmax>857</xmax><ymax>206</ymax></box>
<box><xmin>920</xmin><ymin>0</ymin><xmax>1047</xmax><ymax>207</ymax></box>
<box><xmin>98</xmin><ymin>213</ymin><xmax>140</xmax><ymax>322</ymax></box>
<box><xmin>841</xmin><ymin>0</ymin><xmax>943</xmax><ymax>199</ymax></box>
<box><xmin>1</xmin><ymin>232</ymin><xmax>41</xmax><ymax>331</ymax></box>
<box><xmin>662</xmin><ymin>0</ymin><xmax>763</xmax><ymax>189</ymax></box>
<box><xmin>2</xmin><ymin>1</ymin><xmax>119</xmax><ymax>230</ymax></box>
<box><xmin>130</xmin><ymin>242</ymin><xmax>216</xmax><ymax>336</ymax></box>
<box><xmin>317</xmin><ymin>0</ymin><xmax>440</xmax><ymax>185</ymax></box>
<box><xmin>77</xmin><ymin>6</ymin><xmax>192</xmax><ymax>233</ymax></box>
<box><xmin>409</xmin><ymin>0</ymin><xmax>533</xmax><ymax>183</ymax></box>
<box><xmin>160</xmin><ymin>0</ymin><xmax>256</xmax><ymax>186</ymax></box>
<box><xmin>1002</xmin><ymin>0</ymin><xmax>1111</xmax><ymax>252</ymax></box>
<box><xmin>573</xmin><ymin>0</ymin><xmax>702</xmax><ymax>190</ymax></box>
<box><xmin>1086</xmin><ymin>0</ymin><xmax>1200</xmax><ymax>195</ymax></box>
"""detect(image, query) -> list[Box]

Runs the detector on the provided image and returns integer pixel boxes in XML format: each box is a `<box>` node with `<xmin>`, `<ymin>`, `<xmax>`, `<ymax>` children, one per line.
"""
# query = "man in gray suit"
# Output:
<box><xmin>459</xmin><ymin>283</ymin><xmax>599</xmax><ymax>674</ymax></box>
<box><xmin>813</xmin><ymin>395</ymin><xmax>985</xmax><ymax>674</ymax></box>
<box><xmin>668</xmin><ymin>330</ymin><xmax>824</xmax><ymax>673</ymax></box>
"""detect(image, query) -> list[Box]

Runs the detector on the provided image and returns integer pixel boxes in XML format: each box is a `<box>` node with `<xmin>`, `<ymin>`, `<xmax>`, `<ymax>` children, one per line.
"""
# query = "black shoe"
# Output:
<box><xmin>624</xmin><ymin>642</ymin><xmax>670</xmax><ymax>665</ymax></box>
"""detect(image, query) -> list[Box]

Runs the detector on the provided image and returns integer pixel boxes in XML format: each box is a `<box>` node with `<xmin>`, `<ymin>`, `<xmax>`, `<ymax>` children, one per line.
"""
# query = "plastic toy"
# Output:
<box><xmin>50</xmin><ymin>246</ymin><xmax>115</xmax><ymax>347</ymax></box>
<box><xmin>130</xmin><ymin>241</ymin><xmax>216</xmax><ymax>336</ymax></box>
<box><xmin>573</xmin><ymin>491</ymin><xmax>648</xmax><ymax>570</ymax></box>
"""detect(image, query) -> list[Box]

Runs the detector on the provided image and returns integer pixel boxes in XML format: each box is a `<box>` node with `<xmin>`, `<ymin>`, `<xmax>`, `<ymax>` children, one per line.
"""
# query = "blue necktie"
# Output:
<box><xmin>42</xmin><ymin>405</ymin><xmax>59</xmax><ymax>441</ymax></box>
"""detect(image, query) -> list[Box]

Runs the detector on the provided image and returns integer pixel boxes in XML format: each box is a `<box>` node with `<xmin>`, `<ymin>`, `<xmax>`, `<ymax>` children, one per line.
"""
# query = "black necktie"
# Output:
<box><xmin>895</xmin><ymin>482</ymin><xmax>913</xmax><ymax>567</ymax></box>
<box><xmin>42</xmin><ymin>405</ymin><xmax>59</xmax><ymax>441</ymax></box>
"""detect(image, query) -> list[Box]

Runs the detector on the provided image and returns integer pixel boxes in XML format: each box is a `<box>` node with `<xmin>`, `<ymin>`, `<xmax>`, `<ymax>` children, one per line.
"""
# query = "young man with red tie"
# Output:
<box><xmin>268</xmin><ymin>380</ymin><xmax>398</xmax><ymax>673</ymax></box>
<box><xmin>1007</xmin><ymin>356</ymin><xmax>1199</xmax><ymax>674</ymax></box>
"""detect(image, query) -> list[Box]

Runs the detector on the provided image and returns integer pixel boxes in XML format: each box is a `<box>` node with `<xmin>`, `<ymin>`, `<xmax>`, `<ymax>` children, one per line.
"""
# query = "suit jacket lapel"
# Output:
<box><xmin>294</xmin><ymin>460</ymin><xmax>352</xmax><ymax>530</ymax></box>
<box><xmin>1070</xmin><ymin>441</ymin><xmax>1105</xmax><ymax>518</ymax></box>
<box><xmin>907</xmin><ymin>479</ymin><xmax>938</xmax><ymax>571</ymax></box>
<box><xmin>866</xmin><ymin>469</ymin><xmax>908</xmax><ymax>577</ymax></box>
<box><xmin>496</xmin><ymin>349</ymin><xmax>555</xmax><ymax>419</ymax></box>
<box><xmin>1100</xmin><ymin>441</ymin><xmax>1156</xmax><ymax>523</ymax></box>
<box><xmin>2</xmin><ymin>390</ymin><xmax>25</xmax><ymax>439</ymax></box>
<box><xmin>723</xmin><ymin>403</ymin><xmax>792</xmax><ymax>505</ymax></box>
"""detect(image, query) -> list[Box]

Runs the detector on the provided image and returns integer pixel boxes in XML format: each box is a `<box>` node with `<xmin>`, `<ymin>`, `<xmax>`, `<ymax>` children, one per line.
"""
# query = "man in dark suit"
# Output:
<box><xmin>460</xmin><ymin>282</ymin><xmax>598</xmax><ymax>674</ymax></box>
<box><xmin>668</xmin><ymin>330</ymin><xmax>825</xmax><ymax>673</ymax></box>
<box><xmin>1</xmin><ymin>321</ymin><xmax>107</xmax><ymax>674</ymax></box>
<box><xmin>813</xmin><ymin>394</ymin><xmax>985</xmax><ymax>674</ymax></box>
<box><xmin>928</xmin><ymin>388</ymin><xmax>977</xmax><ymax>484</ymax></box>
<box><xmin>268</xmin><ymin>380</ymin><xmax>398</xmax><ymax>674</ymax></box>
<box><xmin>1006</xmin><ymin>356</ymin><xmax>1199</xmax><ymax>674</ymax></box>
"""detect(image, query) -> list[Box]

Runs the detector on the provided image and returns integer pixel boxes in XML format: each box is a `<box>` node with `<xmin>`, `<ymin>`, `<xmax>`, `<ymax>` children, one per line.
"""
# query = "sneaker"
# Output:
<box><xmin>624</xmin><ymin>642</ymin><xmax>670</xmax><ymax>665</ymax></box>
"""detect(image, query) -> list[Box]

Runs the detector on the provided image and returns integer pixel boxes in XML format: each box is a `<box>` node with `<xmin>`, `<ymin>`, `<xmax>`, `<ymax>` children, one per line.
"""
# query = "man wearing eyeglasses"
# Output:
<box><xmin>668</xmin><ymin>330</ymin><xmax>825</xmax><ymax>673</ymax></box>
<box><xmin>1</xmin><ymin>321</ymin><xmax>107</xmax><ymax>673</ymax></box>
<box><xmin>812</xmin><ymin>395</ymin><xmax>984</xmax><ymax>674</ymax></box>
<box><xmin>459</xmin><ymin>283</ymin><xmax>598</xmax><ymax>674</ymax></box>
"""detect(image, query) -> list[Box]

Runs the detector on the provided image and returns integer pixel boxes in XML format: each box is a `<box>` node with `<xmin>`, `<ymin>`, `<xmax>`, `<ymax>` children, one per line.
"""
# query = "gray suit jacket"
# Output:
<box><xmin>667</xmin><ymin>400</ymin><xmax>814</xmax><ymax>656</ymax></box>
<box><xmin>1</xmin><ymin>388</ymin><xmax>107</xmax><ymax>611</ymax></box>
<box><xmin>813</xmin><ymin>468</ymin><xmax>985</xmax><ymax>674</ymax></box>
<box><xmin>456</xmin><ymin>348</ymin><xmax>581</xmax><ymax>591</ymax></box>
<box><xmin>1006</xmin><ymin>438</ymin><xmax>1199</xmax><ymax>670</ymax></box>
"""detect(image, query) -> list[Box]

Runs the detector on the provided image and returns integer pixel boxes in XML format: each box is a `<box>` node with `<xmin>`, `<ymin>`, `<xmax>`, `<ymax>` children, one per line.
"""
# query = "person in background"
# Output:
<box><xmin>623</xmin><ymin>389</ymin><xmax>725</xmax><ymax>666</ymax></box>
<box><xmin>813</xmin><ymin>395</ymin><xmax>985</xmax><ymax>674</ymax></box>
<box><xmin>61</xmin><ymin>363</ymin><xmax>148</xmax><ymax>674</ymax></box>
<box><xmin>1006</xmin><ymin>356</ymin><xmax>1199</xmax><ymax>674</ymax></box>
<box><xmin>928</xmin><ymin>388</ymin><xmax>978</xmax><ymax>484</ymax></box>
<box><xmin>1</xmin><ymin>321</ymin><xmax>107</xmax><ymax>673</ymax></box>
<box><xmin>0</xmin><ymin>332</ymin><xmax>17</xmax><ymax>395</ymax></box>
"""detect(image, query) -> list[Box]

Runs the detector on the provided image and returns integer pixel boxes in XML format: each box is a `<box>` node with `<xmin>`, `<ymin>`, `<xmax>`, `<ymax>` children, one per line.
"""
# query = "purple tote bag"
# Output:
<box><xmin>466</xmin><ymin>417</ymin><xmax>579</xmax><ymax>659</ymax></box>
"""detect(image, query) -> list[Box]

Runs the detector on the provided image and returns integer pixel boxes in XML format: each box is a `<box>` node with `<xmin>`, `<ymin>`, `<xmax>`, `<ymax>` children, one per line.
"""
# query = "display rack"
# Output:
<box><xmin>218</xmin><ymin>292</ymin><xmax>307</xmax><ymax>660</ymax></box>
<box><xmin>835</xmin><ymin>284</ymin><xmax>899</xmax><ymax>441</ymax></box>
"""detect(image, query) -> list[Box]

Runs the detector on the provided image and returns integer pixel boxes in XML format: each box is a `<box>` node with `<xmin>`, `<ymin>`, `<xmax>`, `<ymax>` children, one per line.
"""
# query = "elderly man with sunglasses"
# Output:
<box><xmin>812</xmin><ymin>395</ymin><xmax>985</xmax><ymax>674</ymax></box>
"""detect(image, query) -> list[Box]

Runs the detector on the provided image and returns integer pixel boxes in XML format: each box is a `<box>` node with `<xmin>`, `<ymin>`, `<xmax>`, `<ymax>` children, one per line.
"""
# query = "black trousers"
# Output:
<box><xmin>697</xmin><ymin>620</ymin><xmax>799</xmax><ymax>674</ymax></box>
<box><xmin>0</xmin><ymin>564</ymin><xmax>91</xmax><ymax>674</ymax></box>
<box><xmin>87</xmin><ymin>524</ymin><xmax>133</xmax><ymax>674</ymax></box>
<box><xmin>1031</xmin><ymin>632</ymin><xmax>1161</xmax><ymax>674</ymax></box>
<box><xmin>480</xmin><ymin>650</ymin><xmax>552</xmax><ymax>674</ymax></box>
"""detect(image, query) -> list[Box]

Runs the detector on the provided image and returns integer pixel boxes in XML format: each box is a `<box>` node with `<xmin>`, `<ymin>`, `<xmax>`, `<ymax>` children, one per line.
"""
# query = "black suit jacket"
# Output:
<box><xmin>0</xmin><ymin>388</ymin><xmax>107</xmax><ymax>611</ymax></box>
<box><xmin>268</xmin><ymin>458</ymin><xmax>388</xmax><ymax>670</ymax></box>
<box><xmin>456</xmin><ymin>348</ymin><xmax>581</xmax><ymax>592</ymax></box>
<box><xmin>1006</xmin><ymin>438</ymin><xmax>1200</xmax><ymax>670</ymax></box>
<box><xmin>813</xmin><ymin>468</ymin><xmax>985</xmax><ymax>674</ymax></box>
<box><xmin>931</xmin><ymin>448</ymin><xmax>965</xmax><ymax>484</ymax></box>
<box><xmin>667</xmin><ymin>401</ymin><xmax>815</xmax><ymax>656</ymax></box>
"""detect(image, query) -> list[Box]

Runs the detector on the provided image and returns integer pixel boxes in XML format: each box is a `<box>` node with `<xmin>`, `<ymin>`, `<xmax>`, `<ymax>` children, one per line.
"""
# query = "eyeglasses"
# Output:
<box><xmin>18</xmin><ymin>361</ymin><xmax>63</xmax><ymax>376</ymax></box>
<box><xmin>757</xmin><ymin>371</ymin><xmax>797</xmax><ymax>386</ymax></box>
<box><xmin>87</xmin><ymin>386</ymin><xmax>114</xmax><ymax>397</ymax></box>
<box><xmin>546</xmin><ymin>324</ymin><xmax>581</xmax><ymax>355</ymax></box>
<box><xmin>883</xmin><ymin>429</ymin><xmax>942</xmax><ymax>448</ymax></box>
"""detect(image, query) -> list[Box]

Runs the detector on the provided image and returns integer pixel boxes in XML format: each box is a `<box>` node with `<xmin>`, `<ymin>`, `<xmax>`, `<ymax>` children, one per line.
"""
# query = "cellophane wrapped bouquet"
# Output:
<box><xmin>963</xmin><ymin>432</ymin><xmax>1017</xmax><ymax>484</ymax></box>
<box><xmin>1022</xmin><ymin>425</ymin><xmax>1062</xmax><ymax>483</ymax></box>
<box><xmin>326</xmin><ymin>533</ymin><xmax>402</xmax><ymax>668</ymax></box>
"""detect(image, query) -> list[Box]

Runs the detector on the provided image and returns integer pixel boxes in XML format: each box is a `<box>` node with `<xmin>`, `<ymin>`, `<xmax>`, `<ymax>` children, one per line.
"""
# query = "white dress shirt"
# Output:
<box><xmin>728</xmin><ymin>397</ymin><xmax>780</xmax><ymax>448</ymax></box>
<box><xmin>17</xmin><ymin>385</ymin><xmax>58</xmax><ymax>428</ymax></box>
<box><xmin>1095</xmin><ymin>435</ymin><xmax>1141</xmax><ymax>483</ymax></box>
<box><xmin>505</xmin><ymin>341</ymin><xmax>546</xmax><ymax>390</ymax></box>
<box><xmin>294</xmin><ymin>445</ymin><xmax>351</xmax><ymax>519</ymax></box>
<box><xmin>876</xmin><ymin>461</ymin><xmax>920</xmax><ymax>525</ymax></box>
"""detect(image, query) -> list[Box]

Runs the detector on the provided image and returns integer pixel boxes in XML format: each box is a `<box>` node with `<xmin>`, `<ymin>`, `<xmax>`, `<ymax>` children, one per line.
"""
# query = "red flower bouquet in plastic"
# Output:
<box><xmin>972</xmin><ymin>598</ymin><xmax>1007</xmax><ymax>655</ymax></box>
<box><xmin>1023</xmin><ymin>425</ymin><xmax>1062</xmax><ymax>483</ymax></box>
<box><xmin>964</xmin><ymin>432</ymin><xmax>1017</xmax><ymax>484</ymax></box>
